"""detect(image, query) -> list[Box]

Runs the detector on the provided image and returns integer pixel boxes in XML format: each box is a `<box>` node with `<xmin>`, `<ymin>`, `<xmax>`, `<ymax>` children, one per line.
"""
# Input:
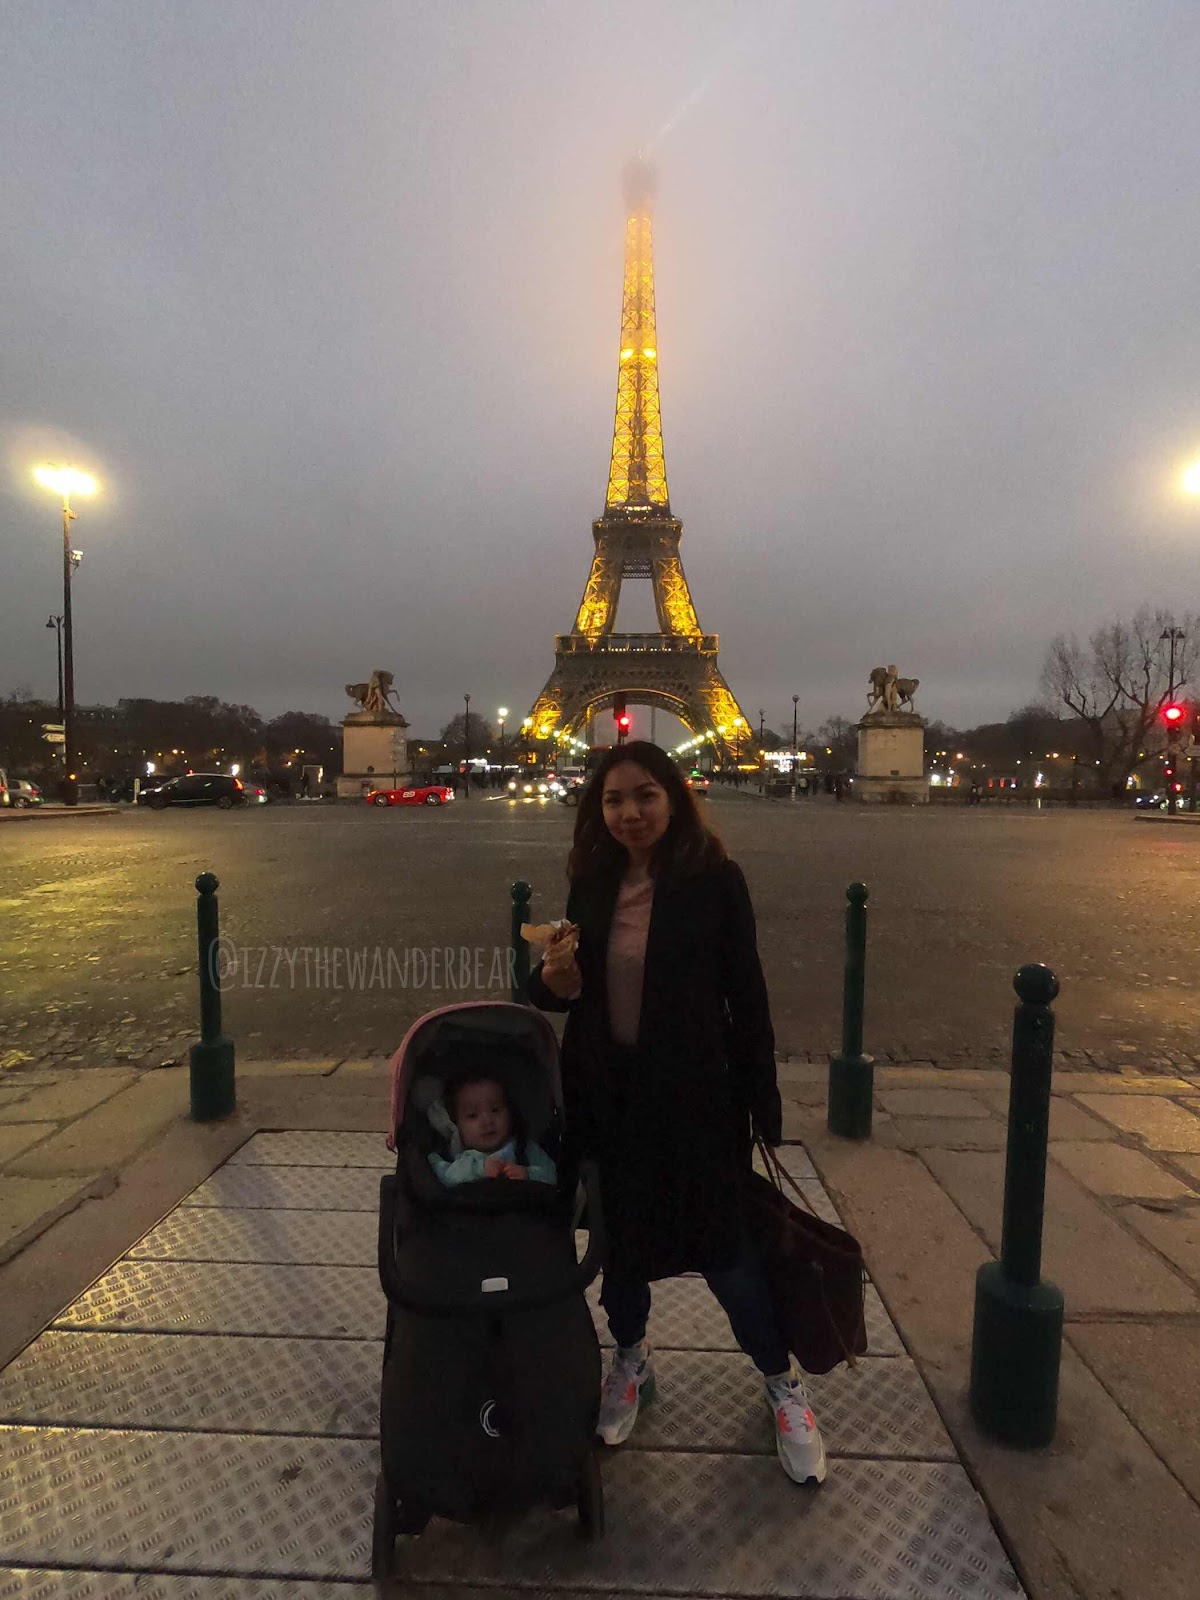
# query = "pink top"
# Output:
<box><xmin>606</xmin><ymin>875</ymin><xmax>654</xmax><ymax>1046</ymax></box>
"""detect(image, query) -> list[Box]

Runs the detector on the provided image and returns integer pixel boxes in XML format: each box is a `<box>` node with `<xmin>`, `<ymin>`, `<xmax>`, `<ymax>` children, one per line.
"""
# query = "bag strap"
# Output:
<box><xmin>753</xmin><ymin>1129</ymin><xmax>818</xmax><ymax>1218</ymax></box>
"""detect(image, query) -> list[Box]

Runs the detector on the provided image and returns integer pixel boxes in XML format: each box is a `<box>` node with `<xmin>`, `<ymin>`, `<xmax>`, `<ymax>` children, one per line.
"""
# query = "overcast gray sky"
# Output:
<box><xmin>3</xmin><ymin>1</ymin><xmax>1200</xmax><ymax>741</ymax></box>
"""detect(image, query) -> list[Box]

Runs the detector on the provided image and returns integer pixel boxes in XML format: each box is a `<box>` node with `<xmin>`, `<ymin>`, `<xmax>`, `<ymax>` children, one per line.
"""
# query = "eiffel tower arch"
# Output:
<box><xmin>525</xmin><ymin>159</ymin><xmax>754</xmax><ymax>763</ymax></box>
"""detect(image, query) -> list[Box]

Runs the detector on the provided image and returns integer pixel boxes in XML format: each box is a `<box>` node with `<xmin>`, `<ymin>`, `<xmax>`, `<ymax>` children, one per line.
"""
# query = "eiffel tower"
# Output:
<box><xmin>524</xmin><ymin>160</ymin><xmax>754</xmax><ymax>763</ymax></box>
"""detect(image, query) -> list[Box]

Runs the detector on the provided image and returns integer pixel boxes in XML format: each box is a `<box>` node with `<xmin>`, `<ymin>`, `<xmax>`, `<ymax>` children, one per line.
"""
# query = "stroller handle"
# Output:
<box><xmin>378</xmin><ymin>1159</ymin><xmax>607</xmax><ymax>1318</ymax></box>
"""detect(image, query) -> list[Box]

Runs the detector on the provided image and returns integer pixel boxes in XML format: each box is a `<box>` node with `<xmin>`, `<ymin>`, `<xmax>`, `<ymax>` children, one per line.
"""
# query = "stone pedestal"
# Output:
<box><xmin>855</xmin><ymin>712</ymin><xmax>928</xmax><ymax>804</ymax></box>
<box><xmin>337</xmin><ymin>712</ymin><xmax>409</xmax><ymax>800</ymax></box>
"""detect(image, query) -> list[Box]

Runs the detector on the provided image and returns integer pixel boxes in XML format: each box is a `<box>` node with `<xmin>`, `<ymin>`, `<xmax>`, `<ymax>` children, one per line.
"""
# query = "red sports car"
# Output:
<box><xmin>366</xmin><ymin>785</ymin><xmax>455</xmax><ymax>808</ymax></box>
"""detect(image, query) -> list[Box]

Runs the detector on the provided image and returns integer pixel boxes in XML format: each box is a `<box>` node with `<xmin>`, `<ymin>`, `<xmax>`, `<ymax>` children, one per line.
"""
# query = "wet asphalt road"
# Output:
<box><xmin>2</xmin><ymin>791</ymin><xmax>1198</xmax><ymax>1071</ymax></box>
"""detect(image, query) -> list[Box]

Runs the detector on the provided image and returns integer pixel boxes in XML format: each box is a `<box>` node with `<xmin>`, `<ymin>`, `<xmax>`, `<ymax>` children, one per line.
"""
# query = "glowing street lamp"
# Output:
<box><xmin>34</xmin><ymin>465</ymin><xmax>97</xmax><ymax>805</ymax></box>
<box><xmin>497</xmin><ymin>706</ymin><xmax>508</xmax><ymax>778</ymax></box>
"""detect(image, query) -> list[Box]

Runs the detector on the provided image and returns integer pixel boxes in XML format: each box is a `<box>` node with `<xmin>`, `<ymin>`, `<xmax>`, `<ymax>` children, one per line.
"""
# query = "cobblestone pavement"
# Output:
<box><xmin>2</xmin><ymin>793</ymin><xmax>1199</xmax><ymax>1075</ymax></box>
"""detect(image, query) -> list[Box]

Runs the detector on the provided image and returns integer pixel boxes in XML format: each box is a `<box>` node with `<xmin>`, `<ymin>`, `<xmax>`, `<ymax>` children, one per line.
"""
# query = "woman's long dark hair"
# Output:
<box><xmin>567</xmin><ymin>740</ymin><xmax>726</xmax><ymax>884</ymax></box>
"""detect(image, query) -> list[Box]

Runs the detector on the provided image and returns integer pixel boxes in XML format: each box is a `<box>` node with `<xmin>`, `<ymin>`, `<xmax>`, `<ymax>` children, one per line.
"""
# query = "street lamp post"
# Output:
<box><xmin>46</xmin><ymin>615</ymin><xmax>64</xmax><ymax>725</ymax></box>
<box><xmin>1162</xmin><ymin>627</ymin><xmax>1186</xmax><ymax>815</ymax></box>
<box><xmin>463</xmin><ymin>692</ymin><xmax>471</xmax><ymax>799</ymax></box>
<box><xmin>792</xmin><ymin>694</ymin><xmax>799</xmax><ymax>798</ymax></box>
<box><xmin>35</xmin><ymin>466</ymin><xmax>95</xmax><ymax>806</ymax></box>
<box><xmin>498</xmin><ymin>706</ymin><xmax>508</xmax><ymax>781</ymax></box>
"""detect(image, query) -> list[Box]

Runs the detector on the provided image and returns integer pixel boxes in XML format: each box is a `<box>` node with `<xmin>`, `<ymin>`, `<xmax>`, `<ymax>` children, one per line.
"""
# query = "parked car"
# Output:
<box><xmin>136</xmin><ymin>773</ymin><xmax>255</xmax><ymax>810</ymax></box>
<box><xmin>5</xmin><ymin>778</ymin><xmax>43</xmax><ymax>808</ymax></box>
<box><xmin>366</xmin><ymin>784</ymin><xmax>455</xmax><ymax>807</ymax></box>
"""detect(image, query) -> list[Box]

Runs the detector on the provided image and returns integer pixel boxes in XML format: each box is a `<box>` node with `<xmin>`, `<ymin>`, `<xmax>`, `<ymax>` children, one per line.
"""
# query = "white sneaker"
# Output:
<box><xmin>764</xmin><ymin>1362</ymin><xmax>827</xmax><ymax>1484</ymax></box>
<box><xmin>597</xmin><ymin>1340</ymin><xmax>656</xmax><ymax>1446</ymax></box>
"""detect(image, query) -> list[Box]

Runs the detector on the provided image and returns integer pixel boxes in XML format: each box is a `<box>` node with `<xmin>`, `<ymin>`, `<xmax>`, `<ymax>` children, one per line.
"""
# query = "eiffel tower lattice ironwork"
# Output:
<box><xmin>524</xmin><ymin>160</ymin><xmax>754</xmax><ymax>763</ymax></box>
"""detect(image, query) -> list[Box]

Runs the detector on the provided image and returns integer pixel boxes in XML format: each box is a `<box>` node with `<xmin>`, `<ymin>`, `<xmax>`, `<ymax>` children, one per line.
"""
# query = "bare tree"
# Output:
<box><xmin>439</xmin><ymin>711</ymin><xmax>494</xmax><ymax>761</ymax></box>
<box><xmin>817</xmin><ymin>715</ymin><xmax>857</xmax><ymax>769</ymax></box>
<box><xmin>1041</xmin><ymin>608</ymin><xmax>1200</xmax><ymax>787</ymax></box>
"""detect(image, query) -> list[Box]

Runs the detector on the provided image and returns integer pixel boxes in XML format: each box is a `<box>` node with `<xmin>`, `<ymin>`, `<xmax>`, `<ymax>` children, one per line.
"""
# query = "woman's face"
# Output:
<box><xmin>601</xmin><ymin>761</ymin><xmax>672</xmax><ymax>855</ymax></box>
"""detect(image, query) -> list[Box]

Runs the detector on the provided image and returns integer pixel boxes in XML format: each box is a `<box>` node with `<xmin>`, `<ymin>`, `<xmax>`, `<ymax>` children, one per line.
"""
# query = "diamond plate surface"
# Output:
<box><xmin>229</xmin><ymin>1132</ymin><xmax>389</xmax><ymax>1167</ymax></box>
<box><xmin>182</xmin><ymin>1164</ymin><xmax>388</xmax><ymax>1211</ymax></box>
<box><xmin>129</xmin><ymin>1208</ymin><xmax>376</xmax><ymax>1266</ymax></box>
<box><xmin>0</xmin><ymin>1572</ymin><xmax>369</xmax><ymax>1599</ymax></box>
<box><xmin>754</xmin><ymin>1144</ymin><xmax>817</xmax><ymax>1181</ymax></box>
<box><xmin>397</xmin><ymin>1451</ymin><xmax>1024</xmax><ymax>1598</ymax></box>
<box><xmin>588</xmin><ymin>1273</ymin><xmax>904</xmax><ymax>1358</ymax></box>
<box><xmin>54</xmin><ymin>1261</ymin><xmax>385</xmax><ymax>1339</ymax></box>
<box><xmin>0</xmin><ymin>1581</ymin><xmax>673</xmax><ymax>1600</ymax></box>
<box><xmin>0</xmin><ymin>1427</ymin><xmax>375</xmax><ymax>1578</ymax></box>
<box><xmin>0</xmin><ymin>1332</ymin><xmax>379</xmax><ymax>1436</ymax></box>
<box><xmin>627</xmin><ymin>1351</ymin><xmax>954</xmax><ymax>1461</ymax></box>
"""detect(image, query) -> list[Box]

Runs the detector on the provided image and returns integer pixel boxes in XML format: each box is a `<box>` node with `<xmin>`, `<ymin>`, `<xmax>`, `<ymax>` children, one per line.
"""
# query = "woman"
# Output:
<box><xmin>529</xmin><ymin>741</ymin><xmax>826</xmax><ymax>1485</ymax></box>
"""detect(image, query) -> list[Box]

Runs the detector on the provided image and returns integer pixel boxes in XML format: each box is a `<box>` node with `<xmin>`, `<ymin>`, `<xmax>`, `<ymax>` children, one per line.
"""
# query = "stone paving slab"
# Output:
<box><xmin>6</xmin><ymin>1075</ymin><xmax>187</xmax><ymax>1178</ymax></box>
<box><xmin>1049</xmin><ymin>1140</ymin><xmax>1194</xmax><ymax>1200</ymax></box>
<box><xmin>1067</xmin><ymin>1322</ymin><xmax>1200</xmax><ymax>1504</ymax></box>
<box><xmin>923</xmin><ymin>1149</ymin><xmax>1199</xmax><ymax>1313</ymax></box>
<box><xmin>1118</xmin><ymin>1203</ymin><xmax>1200</xmax><ymax>1283</ymax></box>
<box><xmin>0</xmin><ymin>1174</ymin><xmax>109</xmax><ymax>1266</ymax></box>
<box><xmin>979</xmin><ymin>1090</ymin><xmax>1118</xmax><ymax>1141</ymax></box>
<box><xmin>889</xmin><ymin>1117</ymin><xmax>1007</xmax><ymax>1151</ymax></box>
<box><xmin>0</xmin><ymin>1126</ymin><xmax>55</xmax><ymax>1163</ymax></box>
<box><xmin>0</xmin><ymin>1071</ymin><xmax>138</xmax><ymax>1124</ymax></box>
<box><xmin>1074</xmin><ymin>1093</ymin><xmax>1200</xmax><ymax>1151</ymax></box>
<box><xmin>877</xmin><ymin>1089</ymin><xmax>993</xmax><ymax>1119</ymax></box>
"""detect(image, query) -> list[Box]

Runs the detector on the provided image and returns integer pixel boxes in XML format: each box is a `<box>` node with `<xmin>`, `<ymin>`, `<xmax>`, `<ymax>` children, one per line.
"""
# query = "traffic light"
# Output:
<box><xmin>615</xmin><ymin>712</ymin><xmax>631</xmax><ymax>743</ymax></box>
<box><xmin>1163</xmin><ymin>703</ymin><xmax>1185</xmax><ymax>729</ymax></box>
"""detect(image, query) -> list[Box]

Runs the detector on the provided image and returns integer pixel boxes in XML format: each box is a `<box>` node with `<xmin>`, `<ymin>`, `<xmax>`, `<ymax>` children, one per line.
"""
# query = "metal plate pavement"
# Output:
<box><xmin>0</xmin><ymin>1129</ymin><xmax>1023</xmax><ymax>1597</ymax></box>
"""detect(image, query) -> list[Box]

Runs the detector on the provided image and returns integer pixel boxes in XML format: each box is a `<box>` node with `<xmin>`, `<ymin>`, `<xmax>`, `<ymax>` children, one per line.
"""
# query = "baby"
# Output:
<box><xmin>429</xmin><ymin>1074</ymin><xmax>556</xmax><ymax>1188</ymax></box>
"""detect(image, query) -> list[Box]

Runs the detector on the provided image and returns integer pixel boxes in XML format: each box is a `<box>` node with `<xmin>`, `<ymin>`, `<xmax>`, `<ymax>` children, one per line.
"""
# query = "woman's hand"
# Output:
<box><xmin>539</xmin><ymin>924</ymin><xmax>581</xmax><ymax>999</ymax></box>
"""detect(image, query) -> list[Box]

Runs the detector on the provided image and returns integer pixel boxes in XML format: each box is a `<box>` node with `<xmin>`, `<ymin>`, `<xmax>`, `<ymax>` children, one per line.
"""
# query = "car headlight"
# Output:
<box><xmin>507</xmin><ymin>781</ymin><xmax>517</xmax><ymax>792</ymax></box>
<box><xmin>537</xmin><ymin>782</ymin><xmax>548</xmax><ymax>794</ymax></box>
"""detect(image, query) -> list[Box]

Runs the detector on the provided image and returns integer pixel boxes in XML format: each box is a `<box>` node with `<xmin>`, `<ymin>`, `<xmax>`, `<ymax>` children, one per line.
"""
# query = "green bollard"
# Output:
<box><xmin>828</xmin><ymin>882</ymin><xmax>874</xmax><ymax>1138</ymax></box>
<box><xmin>189</xmin><ymin>872</ymin><xmax>236</xmax><ymax>1121</ymax></box>
<box><xmin>510</xmin><ymin>880</ymin><xmax>532</xmax><ymax>1004</ymax></box>
<box><xmin>969</xmin><ymin>963</ymin><xmax>1064</xmax><ymax>1447</ymax></box>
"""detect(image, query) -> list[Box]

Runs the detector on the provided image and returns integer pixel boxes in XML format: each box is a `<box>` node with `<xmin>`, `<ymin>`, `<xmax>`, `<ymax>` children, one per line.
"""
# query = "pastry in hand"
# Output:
<box><xmin>521</xmin><ymin>920</ymin><xmax>579</xmax><ymax>968</ymax></box>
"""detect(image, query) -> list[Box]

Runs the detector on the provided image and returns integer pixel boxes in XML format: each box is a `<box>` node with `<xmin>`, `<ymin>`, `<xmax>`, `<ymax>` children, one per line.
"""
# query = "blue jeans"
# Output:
<box><xmin>599</xmin><ymin>1239</ymin><xmax>789</xmax><ymax>1376</ymax></box>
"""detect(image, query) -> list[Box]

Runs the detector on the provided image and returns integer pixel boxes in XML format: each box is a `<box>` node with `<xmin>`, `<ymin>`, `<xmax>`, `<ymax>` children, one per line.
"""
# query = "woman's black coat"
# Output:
<box><xmin>528</xmin><ymin>857</ymin><xmax>781</xmax><ymax>1282</ymax></box>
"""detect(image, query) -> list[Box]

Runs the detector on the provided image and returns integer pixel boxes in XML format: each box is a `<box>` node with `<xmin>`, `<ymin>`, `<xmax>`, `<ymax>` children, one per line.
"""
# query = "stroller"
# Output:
<box><xmin>373</xmin><ymin>1001</ymin><xmax>606</xmax><ymax>1577</ymax></box>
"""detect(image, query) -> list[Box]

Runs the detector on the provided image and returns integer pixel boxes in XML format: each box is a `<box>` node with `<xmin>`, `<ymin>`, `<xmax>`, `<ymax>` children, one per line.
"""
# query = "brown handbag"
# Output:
<box><xmin>743</xmin><ymin>1134</ymin><xmax>868</xmax><ymax>1375</ymax></box>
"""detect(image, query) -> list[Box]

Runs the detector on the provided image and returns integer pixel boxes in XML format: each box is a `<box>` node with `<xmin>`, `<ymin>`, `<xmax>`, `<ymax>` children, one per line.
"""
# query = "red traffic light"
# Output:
<box><xmin>616</xmin><ymin>714</ymin><xmax>631</xmax><ymax>733</ymax></box>
<box><xmin>1163</xmin><ymin>703</ymin><xmax>1185</xmax><ymax>724</ymax></box>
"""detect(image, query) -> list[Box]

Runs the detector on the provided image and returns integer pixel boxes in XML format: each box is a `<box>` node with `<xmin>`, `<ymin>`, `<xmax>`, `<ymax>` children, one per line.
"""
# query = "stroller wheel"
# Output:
<box><xmin>372</xmin><ymin>1472</ymin><xmax>399</xmax><ymax>1578</ymax></box>
<box><xmin>577</xmin><ymin>1447</ymin><xmax>605</xmax><ymax>1541</ymax></box>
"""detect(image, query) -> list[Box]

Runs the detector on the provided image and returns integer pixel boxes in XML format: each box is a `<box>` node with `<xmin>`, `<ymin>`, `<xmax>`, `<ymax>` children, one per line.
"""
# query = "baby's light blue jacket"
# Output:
<box><xmin>429</xmin><ymin>1138</ymin><xmax>557</xmax><ymax>1188</ymax></box>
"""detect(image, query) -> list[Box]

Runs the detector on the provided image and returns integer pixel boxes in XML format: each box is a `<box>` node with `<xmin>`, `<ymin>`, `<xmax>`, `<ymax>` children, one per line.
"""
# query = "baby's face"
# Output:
<box><xmin>454</xmin><ymin>1079</ymin><xmax>512</xmax><ymax>1154</ymax></box>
